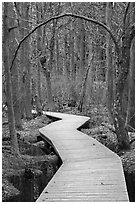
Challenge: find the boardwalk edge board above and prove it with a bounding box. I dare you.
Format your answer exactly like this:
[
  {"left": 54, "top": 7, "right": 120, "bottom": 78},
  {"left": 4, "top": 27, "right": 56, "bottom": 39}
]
[{"left": 37, "top": 111, "right": 129, "bottom": 202}]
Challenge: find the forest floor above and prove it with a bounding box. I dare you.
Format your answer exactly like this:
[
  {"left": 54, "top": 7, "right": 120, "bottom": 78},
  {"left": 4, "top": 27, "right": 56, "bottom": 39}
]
[
  {"left": 2, "top": 105, "right": 135, "bottom": 201},
  {"left": 2, "top": 114, "right": 61, "bottom": 202}
]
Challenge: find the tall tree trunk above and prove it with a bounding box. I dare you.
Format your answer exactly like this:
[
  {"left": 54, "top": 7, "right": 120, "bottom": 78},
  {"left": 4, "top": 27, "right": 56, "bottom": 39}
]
[
  {"left": 75, "top": 33, "right": 80, "bottom": 82},
  {"left": 36, "top": 4, "right": 42, "bottom": 111},
  {"left": 69, "top": 27, "right": 75, "bottom": 81},
  {"left": 44, "top": 68, "right": 54, "bottom": 110},
  {"left": 78, "top": 56, "right": 93, "bottom": 112},
  {"left": 40, "top": 56, "right": 54, "bottom": 110},
  {"left": 113, "top": 24, "right": 134, "bottom": 149},
  {"left": 106, "top": 2, "right": 114, "bottom": 123},
  {"left": 87, "top": 39, "right": 95, "bottom": 98},
  {"left": 20, "top": 2, "right": 32, "bottom": 119},
  {"left": 125, "top": 4, "right": 135, "bottom": 130},
  {"left": 23, "top": 3, "right": 32, "bottom": 119},
  {"left": 56, "top": 38, "right": 60, "bottom": 74},
  {"left": 3, "top": 2, "right": 20, "bottom": 156},
  {"left": 37, "top": 64, "right": 42, "bottom": 109},
  {"left": 48, "top": 19, "right": 57, "bottom": 72},
  {"left": 64, "top": 34, "right": 70, "bottom": 81},
  {"left": 126, "top": 38, "right": 135, "bottom": 129},
  {"left": 10, "top": 3, "right": 23, "bottom": 129},
  {"left": 79, "top": 19, "right": 85, "bottom": 80},
  {"left": 43, "top": 19, "right": 57, "bottom": 110},
  {"left": 11, "top": 60, "right": 23, "bottom": 129}
]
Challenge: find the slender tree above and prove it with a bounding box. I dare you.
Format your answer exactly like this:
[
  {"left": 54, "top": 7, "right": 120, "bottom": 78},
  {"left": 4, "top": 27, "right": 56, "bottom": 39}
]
[
  {"left": 3, "top": 2, "right": 20, "bottom": 156},
  {"left": 69, "top": 27, "right": 75, "bottom": 81},
  {"left": 10, "top": 3, "right": 23, "bottom": 129},
  {"left": 64, "top": 33, "right": 70, "bottom": 82},
  {"left": 22, "top": 2, "right": 33, "bottom": 119},
  {"left": 36, "top": 2, "right": 43, "bottom": 113},
  {"left": 78, "top": 55, "right": 94, "bottom": 112},
  {"left": 55, "top": 38, "right": 60, "bottom": 74},
  {"left": 79, "top": 19, "right": 86, "bottom": 80},
  {"left": 106, "top": 2, "right": 114, "bottom": 123}
]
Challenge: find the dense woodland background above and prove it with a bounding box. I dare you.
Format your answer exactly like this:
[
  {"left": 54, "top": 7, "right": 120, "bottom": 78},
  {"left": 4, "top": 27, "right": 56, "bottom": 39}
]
[
  {"left": 3, "top": 2, "right": 135, "bottom": 155},
  {"left": 2, "top": 2, "right": 135, "bottom": 202}
]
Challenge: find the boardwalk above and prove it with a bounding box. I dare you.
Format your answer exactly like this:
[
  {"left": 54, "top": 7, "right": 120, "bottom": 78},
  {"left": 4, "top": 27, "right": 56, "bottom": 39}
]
[{"left": 37, "top": 112, "right": 129, "bottom": 202}]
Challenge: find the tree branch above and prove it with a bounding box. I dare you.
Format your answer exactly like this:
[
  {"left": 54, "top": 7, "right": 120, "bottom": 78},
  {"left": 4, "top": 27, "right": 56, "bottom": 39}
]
[
  {"left": 123, "top": 2, "right": 130, "bottom": 28},
  {"left": 9, "top": 26, "right": 18, "bottom": 32},
  {"left": 10, "top": 13, "right": 119, "bottom": 71}
]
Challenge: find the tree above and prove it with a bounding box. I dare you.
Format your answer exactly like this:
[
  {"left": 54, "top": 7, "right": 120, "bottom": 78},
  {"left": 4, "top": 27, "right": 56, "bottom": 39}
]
[
  {"left": 55, "top": 38, "right": 60, "bottom": 74},
  {"left": 79, "top": 19, "right": 86, "bottom": 80},
  {"left": 21, "top": 2, "right": 32, "bottom": 119},
  {"left": 9, "top": 3, "right": 23, "bottom": 130},
  {"left": 64, "top": 33, "right": 70, "bottom": 82},
  {"left": 40, "top": 55, "right": 54, "bottom": 110},
  {"left": 123, "top": 3, "right": 135, "bottom": 131},
  {"left": 78, "top": 55, "right": 94, "bottom": 112},
  {"left": 3, "top": 2, "right": 20, "bottom": 156},
  {"left": 105, "top": 2, "right": 114, "bottom": 123},
  {"left": 14, "top": 2, "right": 33, "bottom": 119},
  {"left": 35, "top": 2, "right": 43, "bottom": 113},
  {"left": 112, "top": 3, "right": 135, "bottom": 149},
  {"left": 69, "top": 23, "right": 75, "bottom": 81}
]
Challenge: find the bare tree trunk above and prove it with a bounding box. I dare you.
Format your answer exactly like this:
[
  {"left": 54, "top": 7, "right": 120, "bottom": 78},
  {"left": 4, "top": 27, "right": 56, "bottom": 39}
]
[
  {"left": 44, "top": 69, "right": 54, "bottom": 110},
  {"left": 18, "top": 2, "right": 32, "bottom": 119},
  {"left": 37, "top": 64, "right": 42, "bottom": 106},
  {"left": 11, "top": 61, "right": 23, "bottom": 129},
  {"left": 40, "top": 56, "right": 54, "bottom": 110},
  {"left": 69, "top": 23, "right": 75, "bottom": 81},
  {"left": 24, "top": 68, "right": 32, "bottom": 119},
  {"left": 23, "top": 3, "right": 32, "bottom": 119},
  {"left": 78, "top": 56, "right": 93, "bottom": 112},
  {"left": 124, "top": 4, "right": 135, "bottom": 130},
  {"left": 79, "top": 19, "right": 85, "bottom": 80},
  {"left": 3, "top": 2, "right": 20, "bottom": 156},
  {"left": 113, "top": 24, "right": 134, "bottom": 149},
  {"left": 36, "top": 4, "right": 42, "bottom": 110},
  {"left": 64, "top": 34, "right": 70, "bottom": 81},
  {"left": 48, "top": 19, "right": 57, "bottom": 71},
  {"left": 43, "top": 19, "right": 57, "bottom": 110},
  {"left": 106, "top": 2, "right": 114, "bottom": 123},
  {"left": 75, "top": 34, "right": 80, "bottom": 82},
  {"left": 125, "top": 38, "right": 135, "bottom": 130},
  {"left": 56, "top": 38, "right": 60, "bottom": 74},
  {"left": 10, "top": 3, "right": 23, "bottom": 129},
  {"left": 87, "top": 40, "right": 94, "bottom": 98}
]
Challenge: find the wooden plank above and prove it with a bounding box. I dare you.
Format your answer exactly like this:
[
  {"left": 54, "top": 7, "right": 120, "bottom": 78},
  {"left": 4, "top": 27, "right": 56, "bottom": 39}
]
[{"left": 36, "top": 112, "right": 129, "bottom": 202}]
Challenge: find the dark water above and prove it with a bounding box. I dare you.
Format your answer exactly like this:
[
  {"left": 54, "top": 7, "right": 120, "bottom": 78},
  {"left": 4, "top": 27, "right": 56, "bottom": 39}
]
[
  {"left": 124, "top": 171, "right": 135, "bottom": 202},
  {"left": 7, "top": 171, "right": 50, "bottom": 202}
]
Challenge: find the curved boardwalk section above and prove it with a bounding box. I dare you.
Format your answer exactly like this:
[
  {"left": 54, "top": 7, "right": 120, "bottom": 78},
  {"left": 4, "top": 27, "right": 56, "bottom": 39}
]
[{"left": 37, "top": 112, "right": 129, "bottom": 202}]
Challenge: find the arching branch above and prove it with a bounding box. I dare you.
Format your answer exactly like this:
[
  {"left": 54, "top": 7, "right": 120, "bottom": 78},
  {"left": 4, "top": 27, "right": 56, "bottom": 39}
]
[{"left": 10, "top": 13, "right": 119, "bottom": 71}]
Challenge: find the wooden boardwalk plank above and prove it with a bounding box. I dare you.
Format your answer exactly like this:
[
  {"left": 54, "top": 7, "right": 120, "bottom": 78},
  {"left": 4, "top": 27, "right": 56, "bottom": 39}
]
[{"left": 36, "top": 112, "right": 129, "bottom": 202}]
